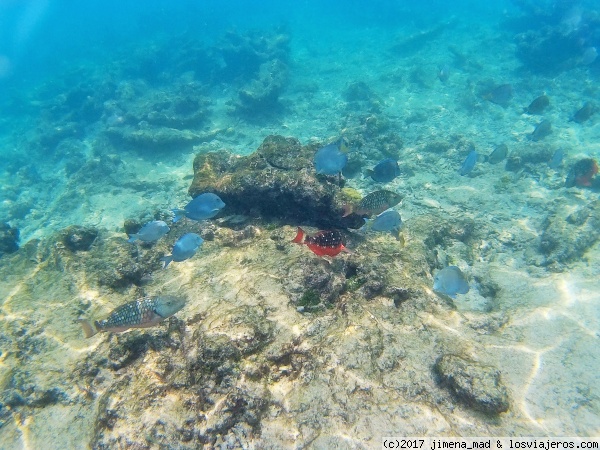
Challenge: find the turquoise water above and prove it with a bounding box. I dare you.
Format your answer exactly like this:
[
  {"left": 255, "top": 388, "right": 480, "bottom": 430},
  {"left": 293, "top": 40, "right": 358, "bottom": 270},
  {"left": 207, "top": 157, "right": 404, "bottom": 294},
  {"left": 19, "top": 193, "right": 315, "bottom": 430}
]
[{"left": 1, "top": 1, "right": 599, "bottom": 448}]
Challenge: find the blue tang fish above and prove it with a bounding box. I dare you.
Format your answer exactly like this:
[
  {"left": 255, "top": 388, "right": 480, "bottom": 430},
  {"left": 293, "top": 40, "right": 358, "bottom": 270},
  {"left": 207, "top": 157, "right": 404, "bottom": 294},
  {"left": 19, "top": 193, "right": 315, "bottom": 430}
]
[
  {"left": 459, "top": 150, "right": 478, "bottom": 176},
  {"left": 433, "top": 266, "right": 470, "bottom": 298},
  {"left": 360, "top": 209, "right": 402, "bottom": 239},
  {"left": 161, "top": 233, "right": 204, "bottom": 268},
  {"left": 366, "top": 158, "right": 401, "bottom": 182},
  {"left": 172, "top": 193, "right": 225, "bottom": 222},
  {"left": 548, "top": 148, "right": 564, "bottom": 169},
  {"left": 127, "top": 220, "right": 170, "bottom": 243},
  {"left": 314, "top": 138, "right": 348, "bottom": 175}
]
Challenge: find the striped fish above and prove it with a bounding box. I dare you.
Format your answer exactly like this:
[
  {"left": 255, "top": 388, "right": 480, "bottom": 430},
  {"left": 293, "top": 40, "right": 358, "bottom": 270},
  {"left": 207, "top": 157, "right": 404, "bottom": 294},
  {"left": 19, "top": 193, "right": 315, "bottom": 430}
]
[
  {"left": 343, "top": 190, "right": 403, "bottom": 217},
  {"left": 79, "top": 295, "right": 185, "bottom": 338}
]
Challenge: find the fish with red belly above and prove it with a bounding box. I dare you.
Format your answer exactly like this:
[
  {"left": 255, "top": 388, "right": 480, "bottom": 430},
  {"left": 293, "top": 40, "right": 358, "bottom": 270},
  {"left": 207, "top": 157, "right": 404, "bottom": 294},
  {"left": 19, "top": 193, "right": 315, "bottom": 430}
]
[{"left": 292, "top": 227, "right": 349, "bottom": 257}]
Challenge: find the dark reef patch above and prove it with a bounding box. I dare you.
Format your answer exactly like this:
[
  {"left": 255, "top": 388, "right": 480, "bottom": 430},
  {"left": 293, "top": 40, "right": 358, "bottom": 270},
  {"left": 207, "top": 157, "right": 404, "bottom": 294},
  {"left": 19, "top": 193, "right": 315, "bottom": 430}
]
[
  {"left": 188, "top": 135, "right": 364, "bottom": 229},
  {"left": 434, "top": 354, "right": 509, "bottom": 415}
]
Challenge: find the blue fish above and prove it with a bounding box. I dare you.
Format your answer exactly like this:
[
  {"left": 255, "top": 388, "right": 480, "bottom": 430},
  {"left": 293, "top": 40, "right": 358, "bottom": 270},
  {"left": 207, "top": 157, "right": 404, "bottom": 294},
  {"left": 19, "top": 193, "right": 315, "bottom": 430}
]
[
  {"left": 366, "top": 158, "right": 401, "bottom": 183},
  {"left": 314, "top": 139, "right": 348, "bottom": 175},
  {"left": 433, "top": 266, "right": 470, "bottom": 298},
  {"left": 548, "top": 149, "right": 564, "bottom": 169},
  {"left": 360, "top": 209, "right": 402, "bottom": 239},
  {"left": 161, "top": 233, "right": 204, "bottom": 268},
  {"left": 172, "top": 193, "right": 225, "bottom": 222},
  {"left": 127, "top": 220, "right": 170, "bottom": 243},
  {"left": 459, "top": 150, "right": 478, "bottom": 176}
]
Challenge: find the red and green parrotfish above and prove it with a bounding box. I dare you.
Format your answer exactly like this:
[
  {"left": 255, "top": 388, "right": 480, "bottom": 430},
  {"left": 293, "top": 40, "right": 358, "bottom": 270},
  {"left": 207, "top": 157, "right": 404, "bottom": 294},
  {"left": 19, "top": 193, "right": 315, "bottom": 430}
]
[
  {"left": 79, "top": 295, "right": 186, "bottom": 338},
  {"left": 292, "top": 227, "right": 349, "bottom": 257},
  {"left": 343, "top": 190, "right": 403, "bottom": 217}
]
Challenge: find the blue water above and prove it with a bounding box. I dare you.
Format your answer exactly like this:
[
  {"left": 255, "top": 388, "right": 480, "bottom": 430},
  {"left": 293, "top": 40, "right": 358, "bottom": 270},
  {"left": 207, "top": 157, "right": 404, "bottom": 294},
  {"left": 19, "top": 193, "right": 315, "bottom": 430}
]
[{"left": 0, "top": 1, "right": 513, "bottom": 90}]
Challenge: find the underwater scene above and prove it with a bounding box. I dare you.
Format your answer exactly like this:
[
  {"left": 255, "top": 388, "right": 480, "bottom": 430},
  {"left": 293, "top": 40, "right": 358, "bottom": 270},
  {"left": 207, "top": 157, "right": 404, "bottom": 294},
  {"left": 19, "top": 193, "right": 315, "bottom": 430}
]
[{"left": 1, "top": 0, "right": 599, "bottom": 448}]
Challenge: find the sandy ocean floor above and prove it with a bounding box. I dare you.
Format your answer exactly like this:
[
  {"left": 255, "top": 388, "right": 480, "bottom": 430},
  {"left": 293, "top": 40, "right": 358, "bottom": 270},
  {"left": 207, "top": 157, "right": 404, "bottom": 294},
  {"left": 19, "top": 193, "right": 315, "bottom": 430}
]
[{"left": 0, "top": 8, "right": 599, "bottom": 449}]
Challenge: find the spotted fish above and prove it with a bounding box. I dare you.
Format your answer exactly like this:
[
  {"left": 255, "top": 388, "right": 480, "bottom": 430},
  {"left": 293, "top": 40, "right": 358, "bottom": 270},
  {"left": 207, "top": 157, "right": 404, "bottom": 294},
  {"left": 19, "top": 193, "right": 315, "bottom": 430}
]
[
  {"left": 343, "top": 190, "right": 403, "bottom": 217},
  {"left": 79, "top": 295, "right": 186, "bottom": 338},
  {"left": 292, "top": 227, "right": 349, "bottom": 257}
]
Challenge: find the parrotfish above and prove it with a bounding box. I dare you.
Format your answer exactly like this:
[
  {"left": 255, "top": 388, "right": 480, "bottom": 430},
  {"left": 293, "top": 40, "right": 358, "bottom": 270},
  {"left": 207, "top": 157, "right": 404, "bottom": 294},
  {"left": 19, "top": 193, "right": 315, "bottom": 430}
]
[
  {"left": 79, "top": 295, "right": 186, "bottom": 338},
  {"left": 565, "top": 158, "right": 598, "bottom": 187},
  {"left": 530, "top": 119, "right": 552, "bottom": 141},
  {"left": 487, "top": 144, "right": 508, "bottom": 164},
  {"left": 172, "top": 193, "right": 225, "bottom": 222},
  {"left": 127, "top": 220, "right": 170, "bottom": 243},
  {"left": 161, "top": 233, "right": 204, "bottom": 268},
  {"left": 366, "top": 158, "right": 401, "bottom": 183},
  {"left": 292, "top": 227, "right": 349, "bottom": 257},
  {"left": 433, "top": 266, "right": 469, "bottom": 298},
  {"left": 459, "top": 150, "right": 478, "bottom": 176},
  {"left": 360, "top": 209, "right": 402, "bottom": 239},
  {"left": 343, "top": 189, "right": 403, "bottom": 217},
  {"left": 314, "top": 138, "right": 348, "bottom": 175},
  {"left": 524, "top": 95, "right": 549, "bottom": 114}
]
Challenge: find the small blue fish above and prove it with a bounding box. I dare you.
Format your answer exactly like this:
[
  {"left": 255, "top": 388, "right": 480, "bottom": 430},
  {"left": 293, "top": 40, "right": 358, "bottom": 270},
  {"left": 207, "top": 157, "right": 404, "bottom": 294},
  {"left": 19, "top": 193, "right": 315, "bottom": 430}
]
[
  {"left": 366, "top": 158, "right": 401, "bottom": 183},
  {"left": 548, "top": 149, "right": 564, "bottom": 169},
  {"left": 314, "top": 138, "right": 348, "bottom": 175},
  {"left": 459, "top": 150, "right": 478, "bottom": 176},
  {"left": 161, "top": 233, "right": 204, "bottom": 268},
  {"left": 433, "top": 266, "right": 470, "bottom": 298},
  {"left": 172, "top": 193, "right": 225, "bottom": 222},
  {"left": 360, "top": 209, "right": 402, "bottom": 239},
  {"left": 127, "top": 220, "right": 170, "bottom": 243}
]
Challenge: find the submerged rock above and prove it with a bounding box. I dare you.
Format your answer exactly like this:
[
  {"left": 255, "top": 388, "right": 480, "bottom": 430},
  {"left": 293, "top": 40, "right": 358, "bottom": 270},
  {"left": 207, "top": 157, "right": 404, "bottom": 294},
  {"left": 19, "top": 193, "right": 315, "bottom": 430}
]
[
  {"left": 434, "top": 354, "right": 509, "bottom": 415},
  {"left": 188, "top": 135, "right": 364, "bottom": 229},
  {"left": 60, "top": 225, "right": 98, "bottom": 252},
  {"left": 535, "top": 200, "right": 600, "bottom": 269},
  {"left": 236, "top": 59, "right": 288, "bottom": 117},
  {"left": 0, "top": 223, "right": 19, "bottom": 255}
]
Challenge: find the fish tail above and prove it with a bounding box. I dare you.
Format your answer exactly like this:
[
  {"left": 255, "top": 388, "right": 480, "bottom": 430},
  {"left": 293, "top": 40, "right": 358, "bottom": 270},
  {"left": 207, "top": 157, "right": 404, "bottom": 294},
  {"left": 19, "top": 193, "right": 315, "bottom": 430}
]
[
  {"left": 171, "top": 209, "right": 183, "bottom": 223},
  {"left": 160, "top": 255, "right": 173, "bottom": 269},
  {"left": 292, "top": 227, "right": 305, "bottom": 244},
  {"left": 342, "top": 204, "right": 353, "bottom": 217},
  {"left": 79, "top": 319, "right": 98, "bottom": 338}
]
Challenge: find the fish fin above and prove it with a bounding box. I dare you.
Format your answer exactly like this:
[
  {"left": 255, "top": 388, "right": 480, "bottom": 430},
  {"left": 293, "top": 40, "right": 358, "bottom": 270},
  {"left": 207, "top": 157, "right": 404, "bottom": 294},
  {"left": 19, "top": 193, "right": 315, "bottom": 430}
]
[
  {"left": 171, "top": 209, "right": 184, "bottom": 223},
  {"left": 292, "top": 227, "right": 305, "bottom": 243},
  {"left": 358, "top": 218, "right": 369, "bottom": 234},
  {"left": 337, "top": 137, "right": 349, "bottom": 153},
  {"left": 342, "top": 204, "right": 353, "bottom": 217},
  {"left": 79, "top": 319, "right": 98, "bottom": 338},
  {"left": 160, "top": 255, "right": 173, "bottom": 269},
  {"left": 127, "top": 234, "right": 138, "bottom": 243},
  {"left": 341, "top": 246, "right": 352, "bottom": 254}
]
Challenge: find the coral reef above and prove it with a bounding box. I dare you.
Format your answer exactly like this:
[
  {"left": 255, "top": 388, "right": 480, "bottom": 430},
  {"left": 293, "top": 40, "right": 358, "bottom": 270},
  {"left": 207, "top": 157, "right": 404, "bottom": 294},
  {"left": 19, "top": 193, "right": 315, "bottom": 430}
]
[
  {"left": 0, "top": 223, "right": 19, "bottom": 256},
  {"left": 188, "top": 135, "right": 365, "bottom": 229},
  {"left": 236, "top": 59, "right": 288, "bottom": 117}
]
